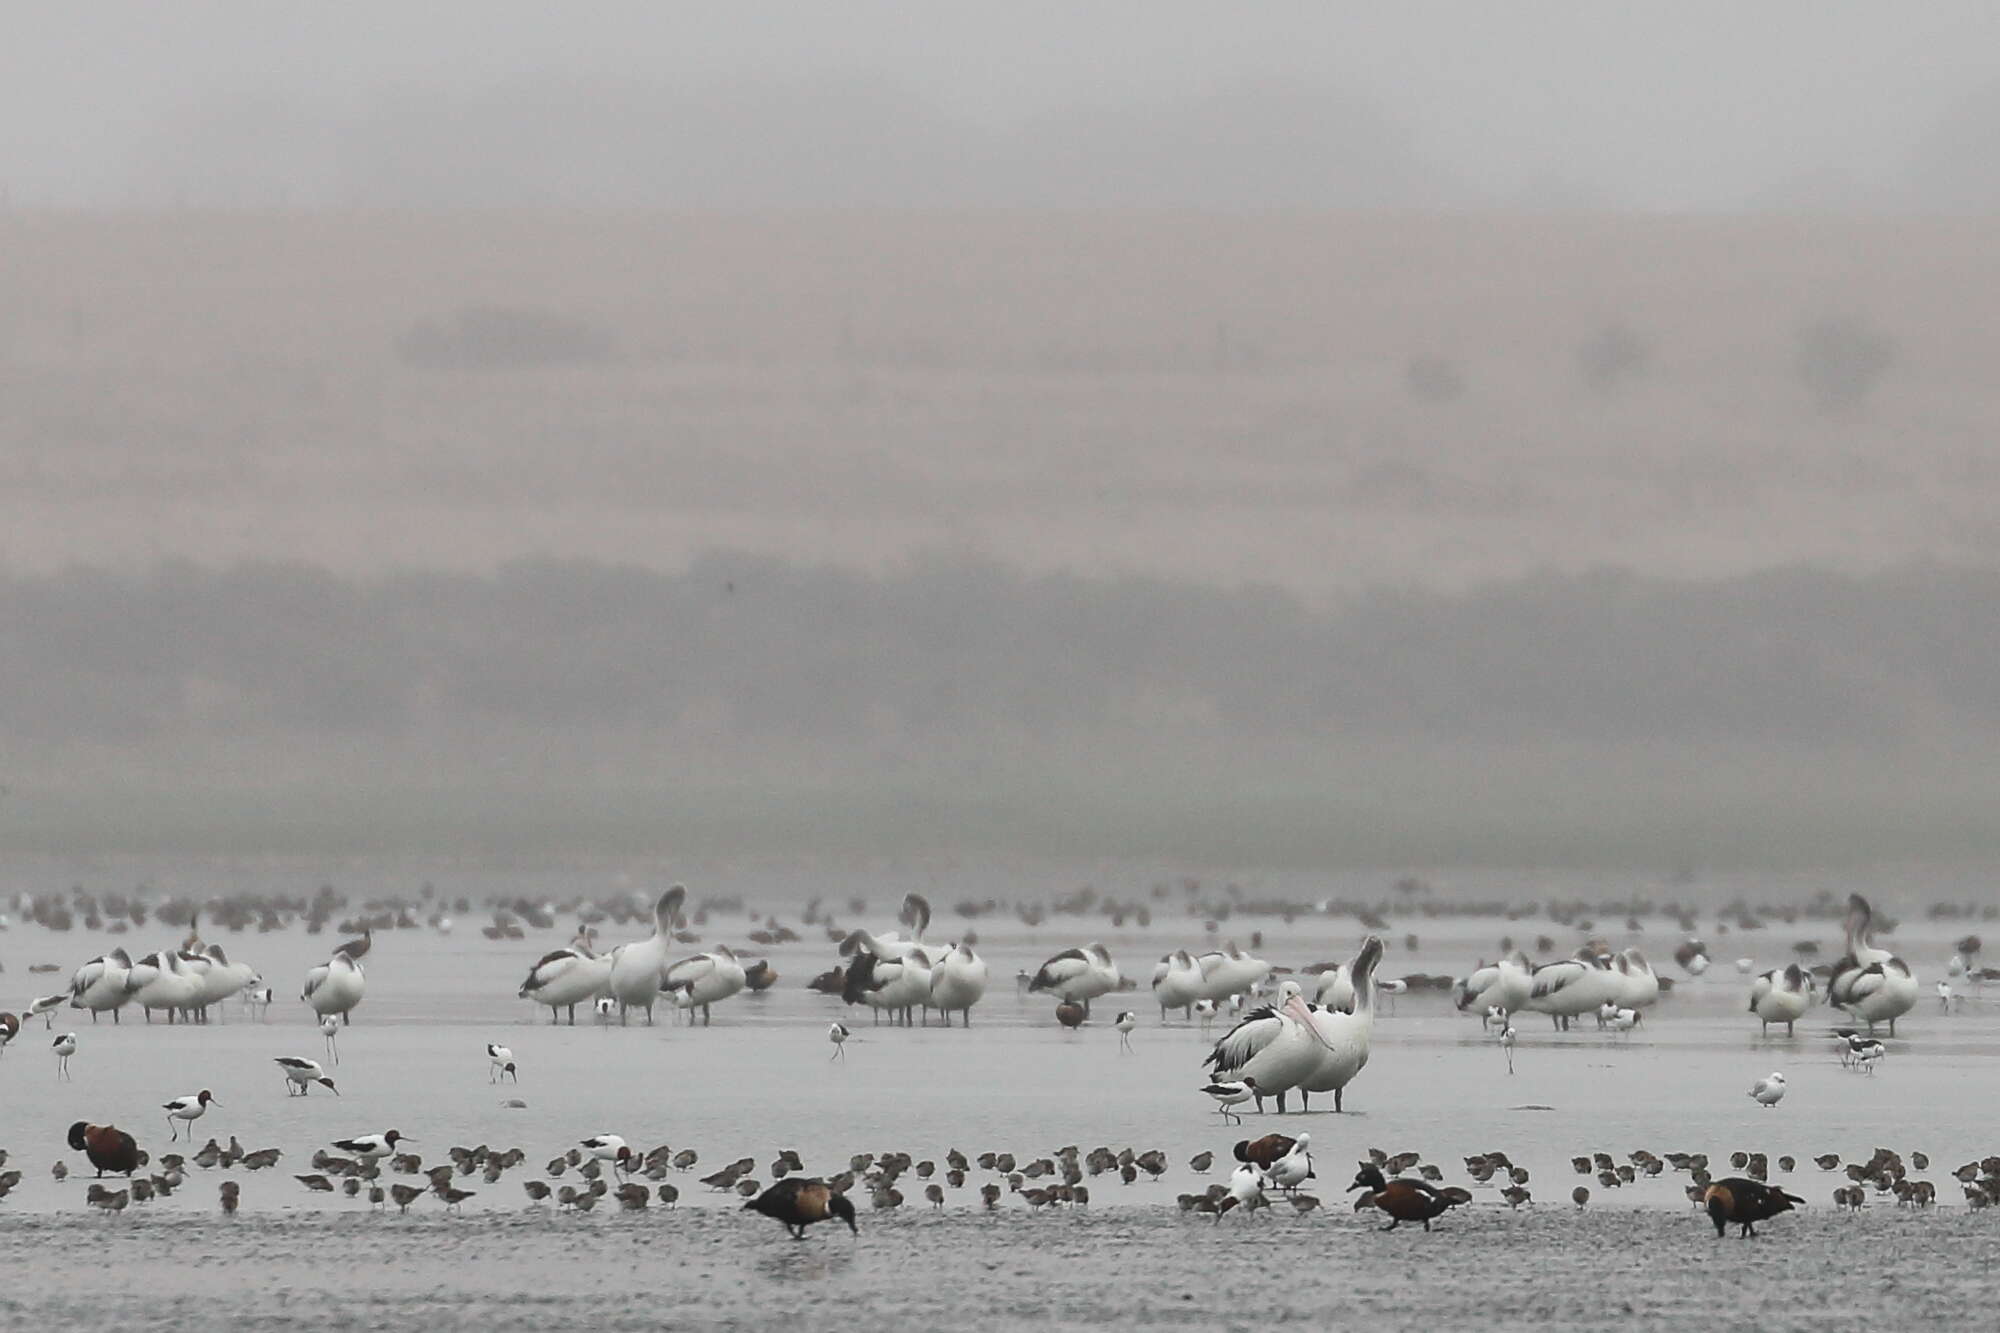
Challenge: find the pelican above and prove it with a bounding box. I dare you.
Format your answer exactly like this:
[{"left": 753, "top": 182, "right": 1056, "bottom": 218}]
[
  {"left": 926, "top": 942, "right": 989, "bottom": 1026},
  {"left": 1296, "top": 936, "right": 1382, "bottom": 1112},
  {"left": 663, "top": 944, "right": 747, "bottom": 1026},
  {"left": 1309, "top": 961, "right": 1355, "bottom": 1011},
  {"left": 1749, "top": 963, "right": 1814, "bottom": 1037},
  {"left": 1027, "top": 943, "right": 1121, "bottom": 1018},
  {"left": 68, "top": 946, "right": 134, "bottom": 1022},
  {"left": 1150, "top": 950, "right": 1204, "bottom": 1020},
  {"left": 1452, "top": 953, "right": 1533, "bottom": 1016},
  {"left": 517, "top": 927, "right": 614, "bottom": 1025},
  {"left": 1193, "top": 941, "right": 1273, "bottom": 1005},
  {"left": 303, "top": 931, "right": 370, "bottom": 1027},
  {"left": 124, "top": 950, "right": 204, "bottom": 1023},
  {"left": 840, "top": 934, "right": 932, "bottom": 1025},
  {"left": 605, "top": 886, "right": 684, "bottom": 1025},
  {"left": 1610, "top": 948, "right": 1660, "bottom": 1011},
  {"left": 1523, "top": 949, "right": 1623, "bottom": 1031},
  {"left": 1828, "top": 894, "right": 1918, "bottom": 1036},
  {"left": 191, "top": 944, "right": 261, "bottom": 1021},
  {"left": 1202, "top": 984, "right": 1336, "bottom": 1113}
]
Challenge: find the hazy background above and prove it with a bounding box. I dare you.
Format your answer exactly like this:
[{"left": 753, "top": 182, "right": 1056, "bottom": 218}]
[{"left": 4, "top": 3, "right": 2000, "bottom": 870}]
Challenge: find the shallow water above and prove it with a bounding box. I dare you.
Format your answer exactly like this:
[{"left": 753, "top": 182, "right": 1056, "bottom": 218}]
[{"left": 2, "top": 897, "right": 1996, "bottom": 1329}]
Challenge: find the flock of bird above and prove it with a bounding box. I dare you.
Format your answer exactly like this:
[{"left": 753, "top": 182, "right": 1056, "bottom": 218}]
[{"left": 0, "top": 883, "right": 1988, "bottom": 1240}]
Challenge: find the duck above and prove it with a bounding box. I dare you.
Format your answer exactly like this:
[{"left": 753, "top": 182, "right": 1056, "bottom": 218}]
[
  {"left": 744, "top": 1177, "right": 857, "bottom": 1239},
  {"left": 1828, "top": 894, "right": 1919, "bottom": 1036},
  {"left": 163, "top": 1090, "right": 217, "bottom": 1141},
  {"left": 1703, "top": 1177, "right": 1804, "bottom": 1237},
  {"left": 926, "top": 942, "right": 990, "bottom": 1027},
  {"left": 840, "top": 934, "right": 934, "bottom": 1026},
  {"left": 69, "top": 1121, "right": 140, "bottom": 1177},
  {"left": 275, "top": 1057, "right": 338, "bottom": 1096},
  {"left": 67, "top": 949, "right": 136, "bottom": 1023},
  {"left": 1452, "top": 953, "right": 1533, "bottom": 1016},
  {"left": 1028, "top": 943, "right": 1121, "bottom": 1018},
  {"left": 1150, "top": 949, "right": 1204, "bottom": 1019},
  {"left": 302, "top": 931, "right": 370, "bottom": 1027},
  {"left": 1296, "top": 936, "right": 1382, "bottom": 1112},
  {"left": 516, "top": 927, "right": 614, "bottom": 1025},
  {"left": 663, "top": 944, "right": 748, "bottom": 1026},
  {"left": 1348, "top": 1163, "right": 1471, "bottom": 1231},
  {"left": 1749, "top": 963, "right": 1814, "bottom": 1036},
  {"left": 605, "top": 887, "right": 684, "bottom": 1025}
]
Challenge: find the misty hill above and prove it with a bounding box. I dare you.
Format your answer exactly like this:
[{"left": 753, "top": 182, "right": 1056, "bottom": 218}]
[{"left": 9, "top": 555, "right": 2000, "bottom": 867}]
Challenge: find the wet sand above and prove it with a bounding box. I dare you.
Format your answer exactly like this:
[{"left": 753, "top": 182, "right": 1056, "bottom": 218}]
[{"left": 2, "top": 1207, "right": 1994, "bottom": 1332}]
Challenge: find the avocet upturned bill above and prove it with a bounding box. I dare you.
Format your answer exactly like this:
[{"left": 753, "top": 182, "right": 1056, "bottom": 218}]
[
  {"left": 275, "top": 1057, "right": 338, "bottom": 1096},
  {"left": 163, "top": 1089, "right": 217, "bottom": 1140}
]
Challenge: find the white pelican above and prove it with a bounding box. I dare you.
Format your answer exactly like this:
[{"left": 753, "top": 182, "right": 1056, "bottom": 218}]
[
  {"left": 1027, "top": 943, "right": 1121, "bottom": 1017},
  {"left": 486, "top": 1043, "right": 517, "bottom": 1082},
  {"left": 840, "top": 933, "right": 933, "bottom": 1025},
  {"left": 275, "top": 1056, "right": 337, "bottom": 1096},
  {"left": 1203, "top": 1076, "right": 1258, "bottom": 1124},
  {"left": 1151, "top": 950, "right": 1204, "bottom": 1020},
  {"left": 926, "top": 942, "right": 989, "bottom": 1026},
  {"left": 1202, "top": 985, "right": 1335, "bottom": 1114},
  {"left": 1309, "top": 961, "right": 1355, "bottom": 1011},
  {"left": 1828, "top": 894, "right": 1919, "bottom": 1035},
  {"left": 1524, "top": 950, "right": 1623, "bottom": 1031},
  {"left": 1297, "top": 936, "right": 1383, "bottom": 1112},
  {"left": 663, "top": 944, "right": 747, "bottom": 1026},
  {"left": 517, "top": 928, "right": 614, "bottom": 1025},
  {"left": 1452, "top": 953, "right": 1533, "bottom": 1016},
  {"left": 1749, "top": 1072, "right": 1787, "bottom": 1107},
  {"left": 191, "top": 944, "right": 261, "bottom": 1021},
  {"left": 303, "top": 931, "right": 370, "bottom": 1027},
  {"left": 1611, "top": 948, "right": 1660, "bottom": 1011},
  {"left": 162, "top": 1089, "right": 217, "bottom": 1141},
  {"left": 605, "top": 886, "right": 684, "bottom": 1025},
  {"left": 1193, "top": 941, "right": 1273, "bottom": 1004},
  {"left": 53, "top": 1031, "right": 76, "bottom": 1079},
  {"left": 125, "top": 951, "right": 204, "bottom": 1023},
  {"left": 828, "top": 1021, "right": 849, "bottom": 1060},
  {"left": 331, "top": 1129, "right": 412, "bottom": 1162},
  {"left": 1748, "top": 963, "right": 1814, "bottom": 1036}
]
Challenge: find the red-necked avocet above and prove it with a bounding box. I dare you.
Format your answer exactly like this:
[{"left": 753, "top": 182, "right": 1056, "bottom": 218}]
[
  {"left": 163, "top": 1089, "right": 217, "bottom": 1141},
  {"left": 1204, "top": 1076, "right": 1257, "bottom": 1123},
  {"left": 828, "top": 1021, "right": 850, "bottom": 1059},
  {"left": 516, "top": 927, "right": 614, "bottom": 1025},
  {"left": 1215, "top": 1163, "right": 1269, "bottom": 1217},
  {"left": 606, "top": 886, "right": 684, "bottom": 1025},
  {"left": 319, "top": 1014, "right": 341, "bottom": 1063},
  {"left": 29, "top": 993, "right": 68, "bottom": 1029},
  {"left": 1749, "top": 964, "right": 1814, "bottom": 1036},
  {"left": 331, "top": 1129, "right": 412, "bottom": 1162},
  {"left": 1027, "top": 943, "right": 1121, "bottom": 1019},
  {"left": 1115, "top": 1010, "right": 1137, "bottom": 1052},
  {"left": 580, "top": 1134, "right": 634, "bottom": 1174},
  {"left": 1828, "top": 894, "right": 1919, "bottom": 1036},
  {"left": 663, "top": 944, "right": 747, "bottom": 1026},
  {"left": 1297, "top": 936, "right": 1382, "bottom": 1111},
  {"left": 303, "top": 931, "right": 370, "bottom": 1028},
  {"left": 486, "top": 1043, "right": 517, "bottom": 1082},
  {"left": 926, "top": 942, "right": 989, "bottom": 1026},
  {"left": 53, "top": 1031, "right": 77, "bottom": 1079},
  {"left": 275, "top": 1057, "right": 337, "bottom": 1096}
]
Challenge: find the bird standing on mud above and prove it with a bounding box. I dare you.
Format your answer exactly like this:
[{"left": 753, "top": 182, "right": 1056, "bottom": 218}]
[{"left": 744, "top": 1178, "right": 857, "bottom": 1239}]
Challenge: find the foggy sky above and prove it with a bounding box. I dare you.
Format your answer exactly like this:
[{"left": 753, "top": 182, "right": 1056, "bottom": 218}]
[{"left": 5, "top": 2, "right": 2000, "bottom": 211}]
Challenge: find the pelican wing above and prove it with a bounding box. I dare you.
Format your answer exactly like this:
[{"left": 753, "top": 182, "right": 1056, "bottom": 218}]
[
  {"left": 1748, "top": 972, "right": 1774, "bottom": 1012},
  {"left": 302, "top": 962, "right": 330, "bottom": 1000},
  {"left": 1029, "top": 949, "right": 1088, "bottom": 991},
  {"left": 664, "top": 954, "right": 718, "bottom": 988},
  {"left": 1530, "top": 960, "right": 1583, "bottom": 999},
  {"left": 519, "top": 947, "right": 580, "bottom": 994},
  {"left": 1843, "top": 965, "right": 1887, "bottom": 1002},
  {"left": 1203, "top": 1007, "right": 1282, "bottom": 1073}
]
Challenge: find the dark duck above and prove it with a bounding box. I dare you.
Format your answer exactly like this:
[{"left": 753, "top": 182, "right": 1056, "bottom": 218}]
[
  {"left": 1348, "top": 1163, "right": 1470, "bottom": 1231},
  {"left": 1703, "top": 1177, "right": 1804, "bottom": 1238},
  {"left": 744, "top": 1177, "right": 858, "bottom": 1239}
]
